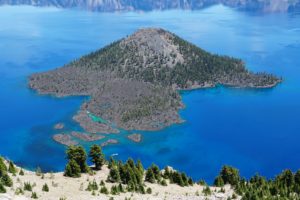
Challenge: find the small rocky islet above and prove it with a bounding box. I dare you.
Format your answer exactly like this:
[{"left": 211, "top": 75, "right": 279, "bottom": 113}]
[
  {"left": 53, "top": 123, "right": 64, "bottom": 130},
  {"left": 70, "top": 131, "right": 105, "bottom": 142},
  {"left": 127, "top": 133, "right": 142, "bottom": 143},
  {"left": 29, "top": 28, "right": 281, "bottom": 137},
  {"left": 53, "top": 131, "right": 106, "bottom": 146},
  {"left": 101, "top": 139, "right": 119, "bottom": 147},
  {"left": 52, "top": 134, "right": 78, "bottom": 146}
]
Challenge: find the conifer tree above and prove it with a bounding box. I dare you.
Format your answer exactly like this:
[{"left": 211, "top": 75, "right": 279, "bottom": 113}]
[
  {"left": 66, "top": 146, "right": 89, "bottom": 173},
  {"left": 107, "top": 166, "right": 120, "bottom": 183},
  {"left": 8, "top": 161, "right": 17, "bottom": 174},
  {"left": 145, "top": 168, "right": 155, "bottom": 183},
  {"left": 64, "top": 159, "right": 81, "bottom": 178},
  {"left": 89, "top": 145, "right": 105, "bottom": 170}
]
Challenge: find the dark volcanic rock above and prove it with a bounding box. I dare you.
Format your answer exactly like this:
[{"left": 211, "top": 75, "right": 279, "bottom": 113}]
[
  {"left": 53, "top": 134, "right": 78, "bottom": 146},
  {"left": 73, "top": 109, "right": 120, "bottom": 134},
  {"left": 71, "top": 131, "right": 105, "bottom": 142}
]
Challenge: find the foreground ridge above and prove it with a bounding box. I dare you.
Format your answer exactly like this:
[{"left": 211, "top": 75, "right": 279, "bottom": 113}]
[
  {"left": 1, "top": 145, "right": 300, "bottom": 200},
  {"left": 29, "top": 28, "right": 281, "bottom": 135}
]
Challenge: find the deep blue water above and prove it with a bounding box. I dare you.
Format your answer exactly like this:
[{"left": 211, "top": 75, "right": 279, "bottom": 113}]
[{"left": 0, "top": 5, "right": 300, "bottom": 183}]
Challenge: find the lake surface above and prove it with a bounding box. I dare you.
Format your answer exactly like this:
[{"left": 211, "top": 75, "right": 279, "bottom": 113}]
[{"left": 0, "top": 5, "right": 299, "bottom": 183}]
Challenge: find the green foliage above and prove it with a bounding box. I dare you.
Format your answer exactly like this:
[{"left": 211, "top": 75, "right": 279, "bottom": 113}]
[
  {"left": 111, "top": 185, "right": 120, "bottom": 195},
  {"left": 100, "top": 186, "right": 109, "bottom": 194},
  {"left": 170, "top": 171, "right": 184, "bottom": 186},
  {"left": 214, "top": 175, "right": 225, "bottom": 187},
  {"left": 24, "top": 182, "right": 32, "bottom": 191},
  {"left": 203, "top": 186, "right": 211, "bottom": 196},
  {"left": 8, "top": 161, "right": 17, "bottom": 174},
  {"left": 64, "top": 159, "right": 81, "bottom": 178},
  {"left": 15, "top": 187, "right": 24, "bottom": 195},
  {"left": 136, "top": 160, "right": 144, "bottom": 175},
  {"left": 107, "top": 166, "right": 121, "bottom": 183},
  {"left": 145, "top": 164, "right": 161, "bottom": 184},
  {"left": 89, "top": 145, "right": 105, "bottom": 170},
  {"left": 146, "top": 187, "right": 152, "bottom": 194},
  {"left": 213, "top": 166, "right": 300, "bottom": 200},
  {"left": 0, "top": 157, "right": 7, "bottom": 177},
  {"left": 0, "top": 182, "right": 6, "bottom": 193},
  {"left": 145, "top": 168, "right": 156, "bottom": 183},
  {"left": 19, "top": 169, "right": 24, "bottom": 176},
  {"left": 118, "top": 183, "right": 124, "bottom": 193},
  {"left": 65, "top": 29, "right": 279, "bottom": 90},
  {"left": 86, "top": 179, "right": 98, "bottom": 191},
  {"left": 108, "top": 157, "right": 116, "bottom": 169},
  {"left": 163, "top": 166, "right": 170, "bottom": 179},
  {"left": 197, "top": 179, "right": 207, "bottom": 186},
  {"left": 100, "top": 180, "right": 105, "bottom": 186},
  {"left": 1, "top": 173, "right": 13, "bottom": 187},
  {"left": 161, "top": 179, "right": 167, "bottom": 186},
  {"left": 215, "top": 166, "right": 240, "bottom": 186},
  {"left": 66, "top": 146, "right": 89, "bottom": 173},
  {"left": 31, "top": 192, "right": 38, "bottom": 199},
  {"left": 42, "top": 183, "right": 49, "bottom": 192}
]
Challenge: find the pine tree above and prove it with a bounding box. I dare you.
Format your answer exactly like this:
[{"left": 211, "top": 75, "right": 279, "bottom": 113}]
[
  {"left": 66, "top": 146, "right": 89, "bottom": 173},
  {"left": 42, "top": 183, "right": 49, "bottom": 192},
  {"left": 145, "top": 168, "right": 155, "bottom": 183},
  {"left": 107, "top": 166, "right": 120, "bottom": 183},
  {"left": 0, "top": 182, "right": 6, "bottom": 193},
  {"left": 89, "top": 145, "right": 105, "bottom": 170},
  {"left": 150, "top": 164, "right": 160, "bottom": 180},
  {"left": 64, "top": 159, "right": 81, "bottom": 178},
  {"left": 214, "top": 176, "right": 225, "bottom": 187},
  {"left": 0, "top": 157, "right": 7, "bottom": 177},
  {"left": 136, "top": 160, "right": 144, "bottom": 175},
  {"left": 19, "top": 169, "right": 24, "bottom": 176},
  {"left": 8, "top": 161, "right": 17, "bottom": 174},
  {"left": 219, "top": 166, "right": 240, "bottom": 186},
  {"left": 31, "top": 192, "right": 38, "bottom": 199},
  {"left": 1, "top": 173, "right": 13, "bottom": 187}
]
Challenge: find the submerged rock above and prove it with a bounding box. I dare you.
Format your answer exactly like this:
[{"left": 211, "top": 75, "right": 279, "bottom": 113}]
[
  {"left": 53, "top": 134, "right": 78, "bottom": 146},
  {"left": 54, "top": 123, "right": 64, "bottom": 130},
  {"left": 127, "top": 133, "right": 142, "bottom": 143},
  {"left": 101, "top": 139, "right": 118, "bottom": 147},
  {"left": 71, "top": 131, "right": 105, "bottom": 142}
]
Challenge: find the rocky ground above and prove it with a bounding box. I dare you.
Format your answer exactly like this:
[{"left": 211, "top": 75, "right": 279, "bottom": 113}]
[{"left": 0, "top": 162, "right": 239, "bottom": 200}]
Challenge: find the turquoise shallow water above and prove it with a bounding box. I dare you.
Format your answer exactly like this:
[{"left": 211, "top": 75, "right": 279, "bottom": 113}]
[{"left": 0, "top": 5, "right": 300, "bottom": 182}]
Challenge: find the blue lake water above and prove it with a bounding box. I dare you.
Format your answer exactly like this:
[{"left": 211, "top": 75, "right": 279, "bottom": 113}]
[{"left": 0, "top": 5, "right": 300, "bottom": 183}]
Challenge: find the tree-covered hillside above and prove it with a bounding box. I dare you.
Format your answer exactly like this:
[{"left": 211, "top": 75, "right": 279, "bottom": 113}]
[{"left": 64, "top": 28, "right": 280, "bottom": 89}]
